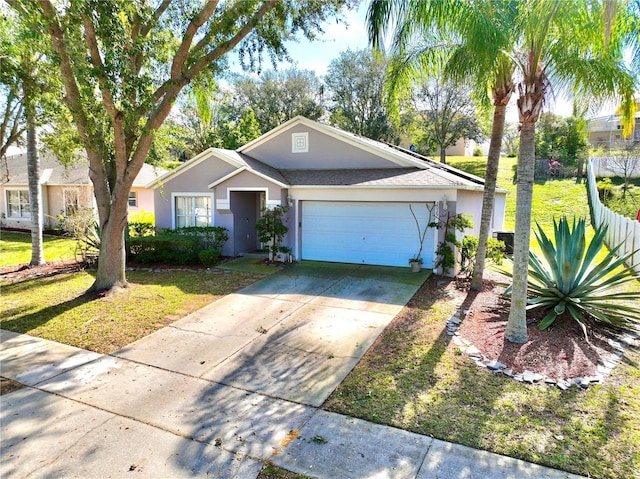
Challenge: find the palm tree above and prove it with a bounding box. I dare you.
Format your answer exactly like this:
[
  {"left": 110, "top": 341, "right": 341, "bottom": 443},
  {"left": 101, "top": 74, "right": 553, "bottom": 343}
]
[
  {"left": 367, "top": 0, "right": 517, "bottom": 291},
  {"left": 368, "top": 0, "right": 636, "bottom": 344},
  {"left": 505, "top": 0, "right": 636, "bottom": 343}
]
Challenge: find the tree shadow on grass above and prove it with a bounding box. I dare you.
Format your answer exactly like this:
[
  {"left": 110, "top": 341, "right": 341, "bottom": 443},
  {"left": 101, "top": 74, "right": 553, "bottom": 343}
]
[{"left": 1, "top": 291, "right": 98, "bottom": 334}]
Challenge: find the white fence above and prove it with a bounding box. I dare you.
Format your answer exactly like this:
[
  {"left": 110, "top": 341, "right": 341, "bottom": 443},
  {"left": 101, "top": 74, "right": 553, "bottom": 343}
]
[
  {"left": 587, "top": 159, "right": 640, "bottom": 274},
  {"left": 590, "top": 156, "right": 640, "bottom": 178}
]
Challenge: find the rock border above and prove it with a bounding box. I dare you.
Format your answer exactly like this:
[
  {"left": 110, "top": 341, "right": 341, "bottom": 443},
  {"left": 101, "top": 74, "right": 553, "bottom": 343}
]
[{"left": 445, "top": 308, "right": 634, "bottom": 390}]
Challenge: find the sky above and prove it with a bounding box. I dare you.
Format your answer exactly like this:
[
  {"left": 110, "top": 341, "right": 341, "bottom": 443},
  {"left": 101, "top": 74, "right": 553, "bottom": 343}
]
[{"left": 241, "top": 2, "right": 621, "bottom": 122}]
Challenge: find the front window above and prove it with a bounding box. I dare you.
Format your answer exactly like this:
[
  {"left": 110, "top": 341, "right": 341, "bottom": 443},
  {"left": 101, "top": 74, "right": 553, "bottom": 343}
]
[
  {"left": 63, "top": 189, "right": 80, "bottom": 215},
  {"left": 6, "top": 190, "right": 30, "bottom": 218},
  {"left": 128, "top": 191, "right": 138, "bottom": 208},
  {"left": 175, "top": 195, "right": 211, "bottom": 227}
]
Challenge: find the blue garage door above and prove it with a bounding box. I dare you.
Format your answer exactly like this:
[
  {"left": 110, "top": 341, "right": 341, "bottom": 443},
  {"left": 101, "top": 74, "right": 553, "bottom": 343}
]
[{"left": 301, "top": 201, "right": 436, "bottom": 268}]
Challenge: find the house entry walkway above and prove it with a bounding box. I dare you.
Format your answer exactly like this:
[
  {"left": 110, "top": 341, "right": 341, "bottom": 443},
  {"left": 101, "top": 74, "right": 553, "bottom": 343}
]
[{"left": 1, "top": 263, "right": 583, "bottom": 478}]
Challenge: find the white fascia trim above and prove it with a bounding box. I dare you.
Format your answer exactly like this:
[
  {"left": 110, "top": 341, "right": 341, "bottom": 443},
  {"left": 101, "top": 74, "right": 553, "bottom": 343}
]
[
  {"left": 208, "top": 167, "right": 247, "bottom": 189},
  {"left": 146, "top": 148, "right": 217, "bottom": 189},
  {"left": 170, "top": 192, "right": 214, "bottom": 230},
  {"left": 207, "top": 166, "right": 289, "bottom": 189},
  {"left": 239, "top": 116, "right": 427, "bottom": 169}
]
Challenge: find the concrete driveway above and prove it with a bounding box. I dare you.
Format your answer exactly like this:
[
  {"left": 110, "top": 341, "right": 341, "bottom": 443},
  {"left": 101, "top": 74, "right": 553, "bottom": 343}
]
[
  {"left": 114, "top": 261, "right": 428, "bottom": 406},
  {"left": 1, "top": 262, "right": 584, "bottom": 478}
]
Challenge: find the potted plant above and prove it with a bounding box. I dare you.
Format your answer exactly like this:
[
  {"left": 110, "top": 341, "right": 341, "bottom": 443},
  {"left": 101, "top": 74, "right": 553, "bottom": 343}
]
[
  {"left": 409, "top": 256, "right": 423, "bottom": 272},
  {"left": 408, "top": 203, "right": 437, "bottom": 273}
]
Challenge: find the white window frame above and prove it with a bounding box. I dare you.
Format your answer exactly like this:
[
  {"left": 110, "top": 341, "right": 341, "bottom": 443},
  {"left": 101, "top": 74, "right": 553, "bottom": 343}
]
[
  {"left": 291, "top": 132, "right": 309, "bottom": 153},
  {"left": 171, "top": 192, "right": 214, "bottom": 229},
  {"left": 128, "top": 191, "right": 138, "bottom": 208},
  {"left": 5, "top": 188, "right": 30, "bottom": 219},
  {"left": 63, "top": 188, "right": 81, "bottom": 216}
]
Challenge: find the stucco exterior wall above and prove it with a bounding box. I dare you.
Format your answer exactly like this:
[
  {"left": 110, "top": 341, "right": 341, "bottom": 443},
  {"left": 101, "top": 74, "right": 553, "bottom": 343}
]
[
  {"left": 153, "top": 157, "right": 236, "bottom": 229},
  {"left": 1, "top": 184, "right": 93, "bottom": 230},
  {"left": 128, "top": 187, "right": 155, "bottom": 218},
  {"left": 455, "top": 189, "right": 507, "bottom": 237},
  {"left": 244, "top": 123, "right": 397, "bottom": 170}
]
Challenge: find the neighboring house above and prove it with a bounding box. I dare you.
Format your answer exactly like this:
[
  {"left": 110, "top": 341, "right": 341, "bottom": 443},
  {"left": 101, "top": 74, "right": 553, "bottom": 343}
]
[
  {"left": 587, "top": 100, "right": 640, "bottom": 150},
  {"left": 149, "top": 116, "right": 508, "bottom": 270},
  {"left": 0, "top": 152, "right": 167, "bottom": 230}
]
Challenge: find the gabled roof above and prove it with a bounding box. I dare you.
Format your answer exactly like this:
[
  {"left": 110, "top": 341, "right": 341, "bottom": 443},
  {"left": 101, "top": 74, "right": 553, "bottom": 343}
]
[
  {"left": 147, "top": 116, "right": 507, "bottom": 193},
  {"left": 146, "top": 147, "right": 289, "bottom": 188},
  {"left": 1, "top": 152, "right": 167, "bottom": 187},
  {"left": 240, "top": 116, "right": 430, "bottom": 169}
]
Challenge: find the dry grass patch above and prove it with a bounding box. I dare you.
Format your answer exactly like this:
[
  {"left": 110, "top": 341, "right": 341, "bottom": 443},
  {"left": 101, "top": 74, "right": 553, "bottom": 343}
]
[{"left": 1, "top": 269, "right": 264, "bottom": 354}]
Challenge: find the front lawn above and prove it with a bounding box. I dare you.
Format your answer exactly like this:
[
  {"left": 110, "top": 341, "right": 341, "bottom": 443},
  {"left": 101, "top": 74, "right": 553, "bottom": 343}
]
[
  {"left": 0, "top": 230, "right": 77, "bottom": 266},
  {"left": 0, "top": 269, "right": 264, "bottom": 354},
  {"left": 324, "top": 276, "right": 640, "bottom": 479}
]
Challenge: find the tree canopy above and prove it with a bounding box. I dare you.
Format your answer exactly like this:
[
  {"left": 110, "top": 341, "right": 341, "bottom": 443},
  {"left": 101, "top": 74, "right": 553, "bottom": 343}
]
[{"left": 8, "top": 0, "right": 355, "bottom": 291}]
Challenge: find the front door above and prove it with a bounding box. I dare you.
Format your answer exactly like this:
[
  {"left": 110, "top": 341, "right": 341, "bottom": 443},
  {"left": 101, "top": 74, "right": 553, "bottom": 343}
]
[{"left": 230, "top": 191, "right": 261, "bottom": 255}]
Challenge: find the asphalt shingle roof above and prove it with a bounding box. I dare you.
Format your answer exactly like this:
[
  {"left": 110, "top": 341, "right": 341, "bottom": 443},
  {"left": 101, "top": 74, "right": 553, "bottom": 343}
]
[
  {"left": 282, "top": 167, "right": 476, "bottom": 187},
  {"left": 1, "top": 153, "right": 166, "bottom": 186}
]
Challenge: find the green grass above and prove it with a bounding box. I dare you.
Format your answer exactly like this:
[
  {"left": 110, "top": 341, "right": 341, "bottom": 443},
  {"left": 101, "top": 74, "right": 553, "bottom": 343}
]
[
  {"left": 0, "top": 231, "right": 77, "bottom": 266},
  {"left": 325, "top": 276, "right": 640, "bottom": 479},
  {"left": 0, "top": 269, "right": 264, "bottom": 354},
  {"left": 258, "top": 464, "right": 312, "bottom": 479}
]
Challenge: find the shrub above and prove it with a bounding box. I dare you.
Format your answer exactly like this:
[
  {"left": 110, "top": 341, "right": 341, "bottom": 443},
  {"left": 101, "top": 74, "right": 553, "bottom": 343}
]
[
  {"left": 508, "top": 216, "right": 640, "bottom": 337},
  {"left": 198, "top": 249, "right": 221, "bottom": 266},
  {"left": 127, "top": 234, "right": 201, "bottom": 265},
  {"left": 168, "top": 226, "right": 229, "bottom": 251},
  {"left": 460, "top": 236, "right": 506, "bottom": 275},
  {"left": 473, "top": 146, "right": 483, "bottom": 156},
  {"left": 128, "top": 222, "right": 155, "bottom": 237},
  {"left": 255, "top": 205, "right": 289, "bottom": 259},
  {"left": 596, "top": 177, "right": 613, "bottom": 202}
]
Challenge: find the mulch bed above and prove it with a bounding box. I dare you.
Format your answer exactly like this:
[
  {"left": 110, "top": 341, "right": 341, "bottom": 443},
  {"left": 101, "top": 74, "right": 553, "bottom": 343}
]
[
  {"left": 454, "top": 271, "right": 619, "bottom": 382},
  {"left": 1, "top": 260, "right": 86, "bottom": 281}
]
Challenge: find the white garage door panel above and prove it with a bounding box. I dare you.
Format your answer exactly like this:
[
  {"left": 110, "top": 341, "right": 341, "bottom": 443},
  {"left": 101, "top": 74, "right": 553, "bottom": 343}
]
[{"left": 301, "top": 201, "right": 435, "bottom": 267}]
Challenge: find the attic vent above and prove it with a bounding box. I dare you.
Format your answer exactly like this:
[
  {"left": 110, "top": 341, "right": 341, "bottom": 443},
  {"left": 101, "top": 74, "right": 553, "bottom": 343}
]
[{"left": 292, "top": 132, "right": 308, "bottom": 153}]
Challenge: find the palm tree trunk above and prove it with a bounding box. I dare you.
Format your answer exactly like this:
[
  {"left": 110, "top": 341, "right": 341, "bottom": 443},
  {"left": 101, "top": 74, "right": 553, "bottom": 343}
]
[
  {"left": 470, "top": 101, "right": 508, "bottom": 290},
  {"left": 26, "top": 102, "right": 44, "bottom": 266},
  {"left": 505, "top": 120, "right": 536, "bottom": 344}
]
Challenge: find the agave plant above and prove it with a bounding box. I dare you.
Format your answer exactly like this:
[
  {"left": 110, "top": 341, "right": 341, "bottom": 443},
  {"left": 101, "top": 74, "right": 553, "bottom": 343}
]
[{"left": 510, "top": 217, "right": 640, "bottom": 338}]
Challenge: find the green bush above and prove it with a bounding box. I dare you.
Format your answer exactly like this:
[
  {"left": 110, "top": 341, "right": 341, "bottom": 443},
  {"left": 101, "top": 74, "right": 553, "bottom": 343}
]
[
  {"left": 128, "top": 221, "right": 155, "bottom": 237},
  {"left": 198, "top": 249, "right": 220, "bottom": 266},
  {"left": 507, "top": 216, "right": 640, "bottom": 337},
  {"left": 127, "top": 234, "right": 201, "bottom": 265},
  {"left": 596, "top": 177, "right": 613, "bottom": 202},
  {"left": 167, "top": 226, "right": 229, "bottom": 251},
  {"left": 460, "top": 235, "right": 506, "bottom": 274},
  {"left": 473, "top": 146, "right": 483, "bottom": 156}
]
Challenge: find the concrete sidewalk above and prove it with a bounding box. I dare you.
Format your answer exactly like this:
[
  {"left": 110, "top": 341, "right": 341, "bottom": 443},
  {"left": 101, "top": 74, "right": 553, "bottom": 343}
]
[{"left": 1, "top": 263, "right": 584, "bottom": 478}]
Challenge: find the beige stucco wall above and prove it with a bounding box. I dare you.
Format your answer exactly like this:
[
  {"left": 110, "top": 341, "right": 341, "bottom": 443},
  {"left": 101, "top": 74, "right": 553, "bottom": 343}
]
[{"left": 1, "top": 184, "right": 94, "bottom": 230}]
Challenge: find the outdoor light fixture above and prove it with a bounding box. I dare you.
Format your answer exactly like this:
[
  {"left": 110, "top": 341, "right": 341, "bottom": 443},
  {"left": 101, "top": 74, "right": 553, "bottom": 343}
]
[{"left": 442, "top": 194, "right": 448, "bottom": 211}]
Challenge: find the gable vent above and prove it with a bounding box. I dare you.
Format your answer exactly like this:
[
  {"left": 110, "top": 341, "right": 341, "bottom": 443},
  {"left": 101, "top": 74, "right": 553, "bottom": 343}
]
[{"left": 292, "top": 132, "right": 309, "bottom": 153}]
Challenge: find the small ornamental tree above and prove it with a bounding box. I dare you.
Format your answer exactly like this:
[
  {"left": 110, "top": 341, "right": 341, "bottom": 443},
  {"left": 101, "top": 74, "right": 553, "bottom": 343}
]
[{"left": 256, "top": 205, "right": 290, "bottom": 261}]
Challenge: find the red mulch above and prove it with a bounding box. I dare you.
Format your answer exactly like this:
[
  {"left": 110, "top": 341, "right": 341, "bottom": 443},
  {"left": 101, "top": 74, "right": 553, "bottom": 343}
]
[{"left": 454, "top": 271, "right": 617, "bottom": 381}]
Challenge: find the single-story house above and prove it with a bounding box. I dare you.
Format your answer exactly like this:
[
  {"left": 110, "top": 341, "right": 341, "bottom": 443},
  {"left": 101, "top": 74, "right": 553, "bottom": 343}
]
[
  {"left": 1, "top": 152, "right": 167, "bottom": 230},
  {"left": 149, "top": 116, "right": 508, "bottom": 270}
]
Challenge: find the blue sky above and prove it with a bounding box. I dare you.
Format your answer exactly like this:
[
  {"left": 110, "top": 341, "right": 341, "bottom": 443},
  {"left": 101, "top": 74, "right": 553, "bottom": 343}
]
[{"left": 231, "top": 2, "right": 579, "bottom": 121}]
